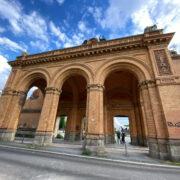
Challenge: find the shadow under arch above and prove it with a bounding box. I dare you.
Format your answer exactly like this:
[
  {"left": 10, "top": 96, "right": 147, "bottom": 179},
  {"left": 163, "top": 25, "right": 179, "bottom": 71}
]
[
  {"left": 53, "top": 64, "right": 94, "bottom": 89},
  {"left": 95, "top": 57, "right": 153, "bottom": 85}
]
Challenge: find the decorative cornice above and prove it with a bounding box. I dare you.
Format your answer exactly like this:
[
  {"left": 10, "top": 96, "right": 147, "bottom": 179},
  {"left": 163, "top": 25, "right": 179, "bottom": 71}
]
[
  {"left": 155, "top": 76, "right": 180, "bottom": 86},
  {"left": 9, "top": 31, "right": 174, "bottom": 67},
  {"left": 139, "top": 76, "right": 180, "bottom": 89}
]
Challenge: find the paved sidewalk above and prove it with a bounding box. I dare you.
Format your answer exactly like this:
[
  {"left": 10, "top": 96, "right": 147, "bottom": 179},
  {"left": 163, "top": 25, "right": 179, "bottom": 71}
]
[
  {"left": 0, "top": 139, "right": 159, "bottom": 164},
  {"left": 0, "top": 138, "right": 179, "bottom": 167}
]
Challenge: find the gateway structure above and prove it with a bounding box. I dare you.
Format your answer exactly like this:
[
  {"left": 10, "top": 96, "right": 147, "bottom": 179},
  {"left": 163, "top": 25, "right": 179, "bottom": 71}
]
[{"left": 0, "top": 27, "right": 180, "bottom": 161}]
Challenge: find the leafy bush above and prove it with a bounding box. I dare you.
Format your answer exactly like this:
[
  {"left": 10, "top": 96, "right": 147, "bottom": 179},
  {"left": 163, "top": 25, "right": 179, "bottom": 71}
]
[{"left": 56, "top": 134, "right": 64, "bottom": 139}]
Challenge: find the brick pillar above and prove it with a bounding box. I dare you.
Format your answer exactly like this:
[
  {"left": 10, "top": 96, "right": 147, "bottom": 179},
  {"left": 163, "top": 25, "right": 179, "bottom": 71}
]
[
  {"left": 139, "top": 80, "right": 169, "bottom": 159},
  {"left": 84, "top": 84, "right": 105, "bottom": 155},
  {"left": 34, "top": 87, "right": 61, "bottom": 145},
  {"left": 139, "top": 81, "right": 159, "bottom": 158},
  {"left": 0, "top": 89, "right": 26, "bottom": 141}
]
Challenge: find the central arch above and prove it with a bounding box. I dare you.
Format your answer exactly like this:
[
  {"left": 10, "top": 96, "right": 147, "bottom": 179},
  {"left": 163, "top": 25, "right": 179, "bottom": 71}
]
[
  {"left": 53, "top": 65, "right": 92, "bottom": 142},
  {"left": 103, "top": 70, "right": 147, "bottom": 146},
  {"left": 96, "top": 57, "right": 157, "bottom": 151}
]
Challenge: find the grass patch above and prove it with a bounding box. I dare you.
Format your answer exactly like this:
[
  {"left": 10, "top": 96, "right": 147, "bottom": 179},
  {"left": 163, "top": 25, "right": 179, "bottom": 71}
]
[
  {"left": 26, "top": 144, "right": 41, "bottom": 149},
  {"left": 165, "top": 161, "right": 180, "bottom": 166},
  {"left": 82, "top": 148, "right": 92, "bottom": 156}
]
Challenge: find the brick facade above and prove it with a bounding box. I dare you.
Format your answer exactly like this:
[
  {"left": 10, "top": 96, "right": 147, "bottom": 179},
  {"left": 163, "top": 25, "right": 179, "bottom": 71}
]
[{"left": 0, "top": 29, "right": 180, "bottom": 161}]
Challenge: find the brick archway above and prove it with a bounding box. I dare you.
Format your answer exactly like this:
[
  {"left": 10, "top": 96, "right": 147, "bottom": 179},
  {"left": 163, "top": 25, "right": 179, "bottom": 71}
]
[
  {"left": 95, "top": 58, "right": 169, "bottom": 159},
  {"left": 0, "top": 71, "right": 48, "bottom": 142},
  {"left": 53, "top": 64, "right": 94, "bottom": 89}
]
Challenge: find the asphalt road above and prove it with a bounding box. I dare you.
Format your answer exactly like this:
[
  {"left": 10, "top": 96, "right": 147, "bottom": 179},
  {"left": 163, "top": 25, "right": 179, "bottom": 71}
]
[{"left": 0, "top": 146, "right": 179, "bottom": 180}]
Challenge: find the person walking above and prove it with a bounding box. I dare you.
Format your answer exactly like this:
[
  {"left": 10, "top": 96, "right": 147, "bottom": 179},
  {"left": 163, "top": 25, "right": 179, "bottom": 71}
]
[
  {"left": 121, "top": 128, "right": 126, "bottom": 144},
  {"left": 116, "top": 130, "right": 121, "bottom": 144}
]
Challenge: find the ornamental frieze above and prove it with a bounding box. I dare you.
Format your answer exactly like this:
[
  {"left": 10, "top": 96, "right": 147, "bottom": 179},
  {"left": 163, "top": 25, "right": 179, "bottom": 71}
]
[{"left": 153, "top": 49, "right": 172, "bottom": 75}]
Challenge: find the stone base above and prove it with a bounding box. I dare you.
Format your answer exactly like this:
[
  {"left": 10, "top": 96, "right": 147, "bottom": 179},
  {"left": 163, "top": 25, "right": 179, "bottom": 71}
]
[
  {"left": 0, "top": 129, "right": 15, "bottom": 141},
  {"left": 168, "top": 139, "right": 180, "bottom": 161},
  {"left": 64, "top": 132, "right": 76, "bottom": 141},
  {"left": 131, "top": 136, "right": 147, "bottom": 146},
  {"left": 34, "top": 132, "right": 53, "bottom": 146},
  {"left": 148, "top": 138, "right": 169, "bottom": 160},
  {"left": 131, "top": 137, "right": 138, "bottom": 145},
  {"left": 104, "top": 134, "right": 114, "bottom": 144},
  {"left": 83, "top": 134, "right": 106, "bottom": 157}
]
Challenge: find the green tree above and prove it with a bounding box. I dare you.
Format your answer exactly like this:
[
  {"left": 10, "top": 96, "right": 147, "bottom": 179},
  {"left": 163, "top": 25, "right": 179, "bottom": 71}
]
[{"left": 59, "top": 116, "right": 66, "bottom": 129}]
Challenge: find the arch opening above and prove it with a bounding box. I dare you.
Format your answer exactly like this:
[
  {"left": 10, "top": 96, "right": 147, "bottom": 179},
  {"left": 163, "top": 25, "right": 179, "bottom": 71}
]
[
  {"left": 15, "top": 78, "right": 47, "bottom": 140},
  {"left": 104, "top": 70, "right": 147, "bottom": 147},
  {"left": 54, "top": 74, "right": 87, "bottom": 142},
  {"left": 113, "top": 115, "right": 130, "bottom": 144}
]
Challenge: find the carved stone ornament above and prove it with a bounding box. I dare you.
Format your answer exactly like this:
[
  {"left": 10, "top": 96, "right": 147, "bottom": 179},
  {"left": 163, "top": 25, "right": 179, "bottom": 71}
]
[
  {"left": 87, "top": 84, "right": 104, "bottom": 91},
  {"left": 154, "top": 49, "right": 172, "bottom": 75},
  {"left": 45, "top": 87, "right": 62, "bottom": 94}
]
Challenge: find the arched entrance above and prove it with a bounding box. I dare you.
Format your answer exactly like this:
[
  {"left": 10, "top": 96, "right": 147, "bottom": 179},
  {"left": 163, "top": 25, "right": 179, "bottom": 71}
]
[
  {"left": 104, "top": 70, "right": 147, "bottom": 146},
  {"left": 54, "top": 74, "right": 87, "bottom": 142},
  {"left": 16, "top": 85, "right": 46, "bottom": 139}
]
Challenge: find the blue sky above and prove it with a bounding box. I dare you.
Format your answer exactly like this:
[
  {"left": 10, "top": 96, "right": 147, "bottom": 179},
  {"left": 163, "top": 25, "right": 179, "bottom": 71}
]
[
  {"left": 114, "top": 117, "right": 129, "bottom": 130},
  {"left": 0, "top": 0, "right": 180, "bottom": 90}
]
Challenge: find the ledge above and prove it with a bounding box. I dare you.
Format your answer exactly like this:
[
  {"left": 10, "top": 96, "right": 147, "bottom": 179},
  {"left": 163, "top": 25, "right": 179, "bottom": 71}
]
[{"left": 9, "top": 31, "right": 174, "bottom": 67}]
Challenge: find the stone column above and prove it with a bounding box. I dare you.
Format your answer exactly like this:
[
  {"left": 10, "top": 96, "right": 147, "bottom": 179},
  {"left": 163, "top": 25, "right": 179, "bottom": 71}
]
[
  {"left": 34, "top": 87, "right": 61, "bottom": 145},
  {"left": 0, "top": 89, "right": 26, "bottom": 141},
  {"left": 84, "top": 84, "right": 105, "bottom": 155}
]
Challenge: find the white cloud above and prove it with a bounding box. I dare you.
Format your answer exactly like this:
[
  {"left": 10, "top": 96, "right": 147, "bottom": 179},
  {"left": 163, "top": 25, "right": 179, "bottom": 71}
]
[
  {"left": 88, "top": 6, "right": 103, "bottom": 27},
  {"left": 0, "top": 37, "right": 26, "bottom": 52},
  {"left": 131, "top": 0, "right": 180, "bottom": 52},
  {"left": 78, "top": 21, "right": 87, "bottom": 33},
  {"left": 89, "top": 0, "right": 180, "bottom": 52},
  {"left": 0, "top": 0, "right": 49, "bottom": 43},
  {"left": 0, "top": 0, "right": 22, "bottom": 33},
  {"left": 23, "top": 12, "right": 49, "bottom": 42},
  {"left": 40, "top": 0, "right": 65, "bottom": 6},
  {"left": 0, "top": 55, "right": 11, "bottom": 90},
  {"left": 77, "top": 21, "right": 94, "bottom": 35},
  {"left": 0, "top": 27, "right": 5, "bottom": 33},
  {"left": 30, "top": 40, "right": 49, "bottom": 51},
  {"left": 56, "top": 0, "right": 65, "bottom": 5},
  {"left": 89, "top": 0, "right": 143, "bottom": 31},
  {"left": 49, "top": 21, "right": 85, "bottom": 48},
  {"left": 49, "top": 21, "right": 67, "bottom": 42}
]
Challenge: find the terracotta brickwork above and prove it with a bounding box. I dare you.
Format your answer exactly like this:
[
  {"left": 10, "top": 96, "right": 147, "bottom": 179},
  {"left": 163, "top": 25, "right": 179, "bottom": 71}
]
[{"left": 0, "top": 29, "right": 180, "bottom": 160}]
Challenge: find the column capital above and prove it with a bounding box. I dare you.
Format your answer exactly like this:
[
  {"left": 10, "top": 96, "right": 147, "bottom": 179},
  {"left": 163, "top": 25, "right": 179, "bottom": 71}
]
[
  {"left": 45, "top": 87, "right": 62, "bottom": 95},
  {"left": 2, "top": 88, "right": 26, "bottom": 97},
  {"left": 87, "top": 84, "right": 105, "bottom": 91},
  {"left": 138, "top": 79, "right": 156, "bottom": 90}
]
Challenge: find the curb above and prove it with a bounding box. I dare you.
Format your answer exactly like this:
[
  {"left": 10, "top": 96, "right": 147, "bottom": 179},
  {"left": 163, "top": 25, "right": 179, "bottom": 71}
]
[{"left": 0, "top": 144, "right": 179, "bottom": 169}]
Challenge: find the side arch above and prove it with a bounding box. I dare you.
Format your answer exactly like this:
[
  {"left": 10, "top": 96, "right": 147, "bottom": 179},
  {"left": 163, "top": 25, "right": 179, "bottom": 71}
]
[
  {"left": 95, "top": 56, "right": 153, "bottom": 84},
  {"left": 53, "top": 63, "right": 94, "bottom": 88},
  {"left": 15, "top": 69, "right": 50, "bottom": 92}
]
